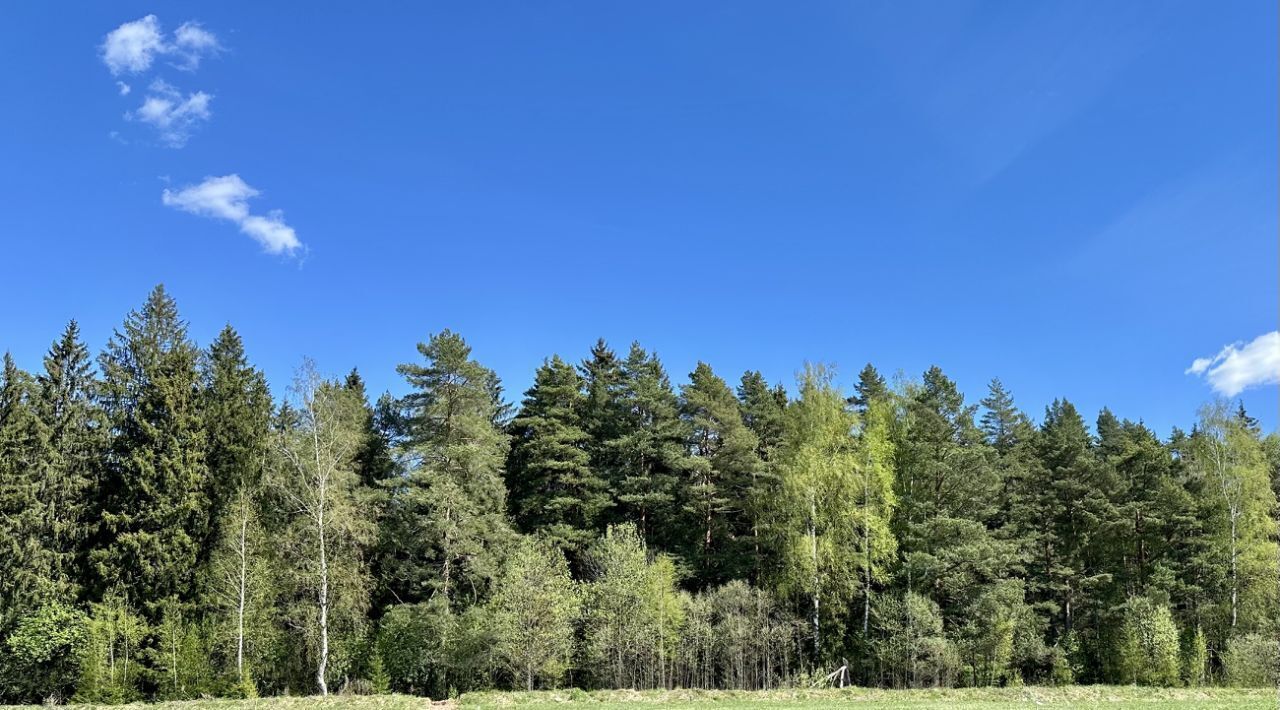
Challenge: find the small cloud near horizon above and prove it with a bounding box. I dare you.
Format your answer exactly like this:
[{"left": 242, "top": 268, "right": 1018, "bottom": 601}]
[{"left": 1186, "top": 331, "right": 1280, "bottom": 397}]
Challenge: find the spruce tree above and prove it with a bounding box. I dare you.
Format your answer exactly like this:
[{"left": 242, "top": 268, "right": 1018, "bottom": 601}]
[
  {"left": 35, "top": 321, "right": 104, "bottom": 597},
  {"left": 979, "top": 378, "right": 1025, "bottom": 454},
  {"left": 506, "top": 355, "right": 607, "bottom": 558},
  {"left": 736, "top": 370, "right": 788, "bottom": 581},
  {"left": 0, "top": 353, "right": 55, "bottom": 629},
  {"left": 201, "top": 326, "right": 272, "bottom": 565},
  {"left": 342, "top": 370, "right": 398, "bottom": 490},
  {"left": 94, "top": 285, "right": 209, "bottom": 612}
]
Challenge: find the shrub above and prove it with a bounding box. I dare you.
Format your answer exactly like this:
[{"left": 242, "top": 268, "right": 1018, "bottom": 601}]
[
  {"left": 1113, "top": 597, "right": 1180, "bottom": 686},
  {"left": 488, "top": 537, "right": 579, "bottom": 690},
  {"left": 73, "top": 595, "right": 148, "bottom": 704},
  {"left": 3, "top": 602, "right": 89, "bottom": 704},
  {"left": 1182, "top": 626, "right": 1207, "bottom": 687},
  {"left": 377, "top": 599, "right": 450, "bottom": 696},
  {"left": 1223, "top": 633, "right": 1280, "bottom": 687},
  {"left": 875, "top": 591, "right": 957, "bottom": 688}
]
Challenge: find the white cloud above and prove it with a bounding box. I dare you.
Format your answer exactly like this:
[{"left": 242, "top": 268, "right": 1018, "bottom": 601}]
[
  {"left": 101, "top": 15, "right": 221, "bottom": 75},
  {"left": 162, "top": 175, "right": 303, "bottom": 256},
  {"left": 1186, "top": 331, "right": 1280, "bottom": 397},
  {"left": 172, "top": 22, "right": 221, "bottom": 70},
  {"left": 101, "top": 15, "right": 166, "bottom": 75},
  {"left": 116, "top": 81, "right": 131, "bottom": 96},
  {"left": 129, "top": 79, "right": 212, "bottom": 147}
]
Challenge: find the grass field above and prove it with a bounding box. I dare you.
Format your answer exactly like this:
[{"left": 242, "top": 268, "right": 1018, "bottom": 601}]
[{"left": 5, "top": 687, "right": 1277, "bottom": 710}]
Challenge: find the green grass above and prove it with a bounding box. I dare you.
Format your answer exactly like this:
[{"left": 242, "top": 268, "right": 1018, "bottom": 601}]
[
  {"left": 459, "top": 686, "right": 1278, "bottom": 709},
  {"left": 3, "top": 687, "right": 1275, "bottom": 709}
]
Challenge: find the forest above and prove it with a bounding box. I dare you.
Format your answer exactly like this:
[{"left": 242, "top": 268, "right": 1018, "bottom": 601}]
[{"left": 0, "top": 284, "right": 1277, "bottom": 704}]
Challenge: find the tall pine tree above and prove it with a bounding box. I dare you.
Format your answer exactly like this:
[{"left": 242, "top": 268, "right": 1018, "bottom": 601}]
[
  {"left": 383, "top": 330, "right": 514, "bottom": 606},
  {"left": 679, "top": 361, "right": 762, "bottom": 586},
  {"left": 611, "top": 343, "right": 691, "bottom": 551}
]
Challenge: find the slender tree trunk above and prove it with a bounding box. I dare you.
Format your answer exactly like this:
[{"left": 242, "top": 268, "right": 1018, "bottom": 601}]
[
  {"left": 1229, "top": 513, "right": 1238, "bottom": 629},
  {"left": 863, "top": 471, "right": 871, "bottom": 635},
  {"left": 810, "top": 493, "right": 820, "bottom": 658},
  {"left": 314, "top": 423, "right": 330, "bottom": 697},
  {"left": 442, "top": 506, "right": 453, "bottom": 602},
  {"left": 237, "top": 512, "right": 248, "bottom": 680}
]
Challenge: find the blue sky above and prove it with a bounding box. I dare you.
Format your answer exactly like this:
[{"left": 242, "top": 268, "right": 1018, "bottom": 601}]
[{"left": 1, "top": 1, "right": 1276, "bottom": 434}]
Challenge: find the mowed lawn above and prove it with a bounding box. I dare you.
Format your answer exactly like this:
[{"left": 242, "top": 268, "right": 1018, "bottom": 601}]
[{"left": 5, "top": 687, "right": 1276, "bottom": 710}]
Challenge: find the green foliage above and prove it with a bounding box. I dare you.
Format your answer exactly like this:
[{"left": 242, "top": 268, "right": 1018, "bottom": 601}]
[
  {"left": 1113, "top": 597, "right": 1180, "bottom": 686},
  {"left": 151, "top": 603, "right": 218, "bottom": 700},
  {"left": 770, "top": 364, "right": 892, "bottom": 662},
  {"left": 1187, "top": 402, "right": 1279, "bottom": 636},
  {"left": 2, "top": 602, "right": 89, "bottom": 703},
  {"left": 75, "top": 594, "right": 148, "bottom": 703},
  {"left": 385, "top": 330, "right": 514, "bottom": 606},
  {"left": 875, "top": 591, "right": 958, "bottom": 688},
  {"left": 1222, "top": 633, "right": 1280, "bottom": 687},
  {"left": 673, "top": 580, "right": 804, "bottom": 690},
  {"left": 4, "top": 287, "right": 1280, "bottom": 701},
  {"left": 680, "top": 361, "right": 763, "bottom": 586},
  {"left": 95, "top": 285, "right": 209, "bottom": 610},
  {"left": 272, "top": 362, "right": 378, "bottom": 695},
  {"left": 488, "top": 537, "right": 580, "bottom": 689},
  {"left": 1182, "top": 626, "right": 1207, "bottom": 687},
  {"left": 581, "top": 524, "right": 684, "bottom": 689},
  {"left": 506, "top": 356, "right": 607, "bottom": 559},
  {"left": 377, "top": 601, "right": 451, "bottom": 696},
  {"left": 958, "top": 579, "right": 1044, "bottom": 687}
]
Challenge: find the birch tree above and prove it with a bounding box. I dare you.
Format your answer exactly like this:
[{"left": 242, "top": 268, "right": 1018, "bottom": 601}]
[
  {"left": 1189, "top": 401, "right": 1278, "bottom": 633},
  {"left": 207, "top": 473, "right": 272, "bottom": 686},
  {"left": 274, "top": 361, "right": 375, "bottom": 695},
  {"left": 771, "top": 364, "right": 884, "bottom": 662}
]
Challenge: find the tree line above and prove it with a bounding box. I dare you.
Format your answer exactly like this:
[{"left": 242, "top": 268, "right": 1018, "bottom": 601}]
[{"left": 1, "top": 285, "right": 1277, "bottom": 703}]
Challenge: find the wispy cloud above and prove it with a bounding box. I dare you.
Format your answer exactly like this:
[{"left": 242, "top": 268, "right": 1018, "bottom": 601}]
[
  {"left": 1186, "top": 331, "right": 1280, "bottom": 397},
  {"left": 101, "top": 15, "right": 221, "bottom": 75},
  {"left": 162, "top": 175, "right": 303, "bottom": 256},
  {"left": 129, "top": 79, "right": 212, "bottom": 147},
  {"left": 116, "top": 81, "right": 132, "bottom": 96},
  {"left": 172, "top": 22, "right": 221, "bottom": 69}
]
